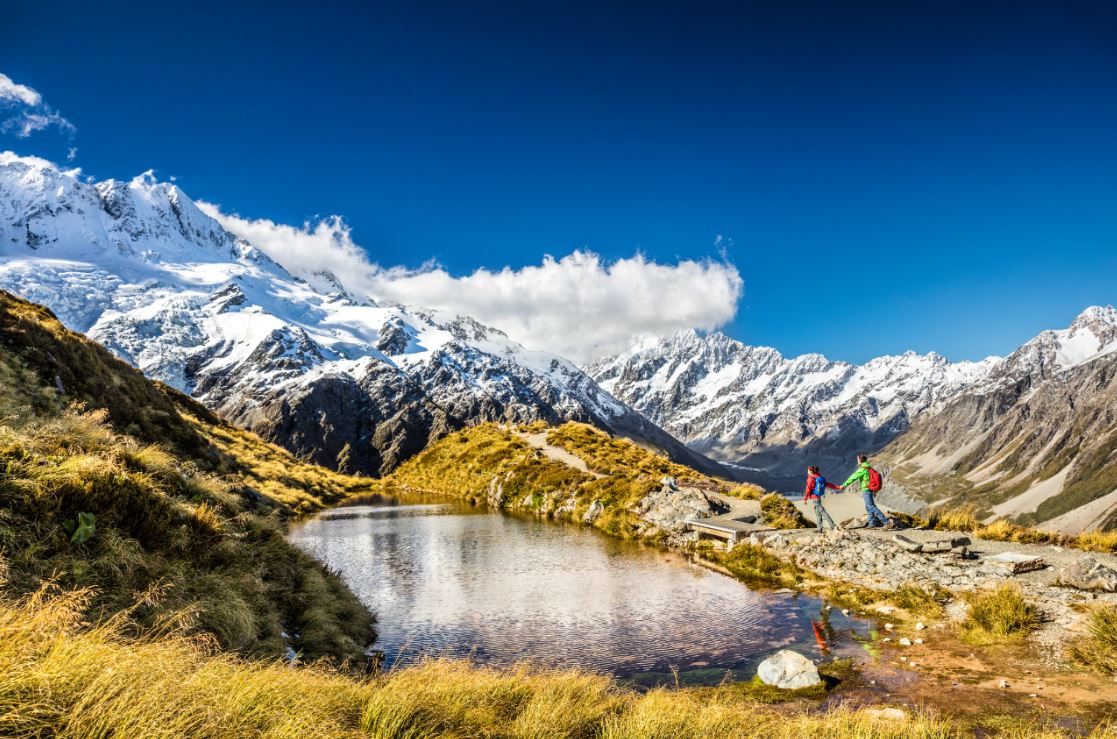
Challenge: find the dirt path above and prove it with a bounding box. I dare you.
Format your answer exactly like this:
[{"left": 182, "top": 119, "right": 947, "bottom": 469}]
[{"left": 513, "top": 431, "right": 604, "bottom": 478}]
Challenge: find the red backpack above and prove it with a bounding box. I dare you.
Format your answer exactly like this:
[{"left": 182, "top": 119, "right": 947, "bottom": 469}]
[{"left": 867, "top": 466, "right": 883, "bottom": 493}]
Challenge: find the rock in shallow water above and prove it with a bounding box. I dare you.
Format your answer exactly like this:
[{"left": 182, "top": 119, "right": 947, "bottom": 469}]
[{"left": 756, "top": 649, "right": 822, "bottom": 689}]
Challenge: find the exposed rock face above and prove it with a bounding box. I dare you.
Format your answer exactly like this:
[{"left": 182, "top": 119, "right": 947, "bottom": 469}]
[
  {"left": 588, "top": 330, "right": 996, "bottom": 491},
  {"left": 879, "top": 331, "right": 1117, "bottom": 533},
  {"left": 582, "top": 500, "right": 604, "bottom": 524},
  {"left": 756, "top": 650, "right": 821, "bottom": 689},
  {"left": 0, "top": 153, "right": 729, "bottom": 479},
  {"left": 634, "top": 485, "right": 724, "bottom": 534}
]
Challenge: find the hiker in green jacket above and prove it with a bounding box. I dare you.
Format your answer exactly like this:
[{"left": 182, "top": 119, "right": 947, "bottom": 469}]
[{"left": 842, "top": 455, "right": 891, "bottom": 529}]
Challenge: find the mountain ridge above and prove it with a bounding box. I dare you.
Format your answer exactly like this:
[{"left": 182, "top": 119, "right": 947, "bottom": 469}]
[{"left": 0, "top": 152, "right": 728, "bottom": 479}]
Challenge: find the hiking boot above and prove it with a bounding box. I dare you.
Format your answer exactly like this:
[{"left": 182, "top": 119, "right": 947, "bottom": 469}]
[{"left": 882, "top": 520, "right": 897, "bottom": 531}]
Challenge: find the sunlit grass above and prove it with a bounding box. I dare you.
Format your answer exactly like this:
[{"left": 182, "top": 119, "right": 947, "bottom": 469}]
[
  {"left": 0, "top": 585, "right": 1034, "bottom": 739},
  {"left": 959, "top": 585, "right": 1039, "bottom": 645},
  {"left": 1071, "top": 604, "right": 1117, "bottom": 676}
]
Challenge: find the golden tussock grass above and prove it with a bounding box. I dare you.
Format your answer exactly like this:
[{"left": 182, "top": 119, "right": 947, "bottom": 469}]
[
  {"left": 1071, "top": 604, "right": 1117, "bottom": 676},
  {"left": 0, "top": 584, "right": 1025, "bottom": 739},
  {"left": 920, "top": 506, "right": 1117, "bottom": 555},
  {"left": 959, "top": 585, "right": 1040, "bottom": 645}
]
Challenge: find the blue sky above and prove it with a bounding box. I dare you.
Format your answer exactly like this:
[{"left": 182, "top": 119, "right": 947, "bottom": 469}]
[{"left": 3, "top": 0, "right": 1116, "bottom": 363}]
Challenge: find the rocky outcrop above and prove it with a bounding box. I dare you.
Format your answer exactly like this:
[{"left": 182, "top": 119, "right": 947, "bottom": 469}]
[
  {"left": 1057, "top": 558, "right": 1117, "bottom": 593},
  {"left": 634, "top": 484, "right": 725, "bottom": 534}
]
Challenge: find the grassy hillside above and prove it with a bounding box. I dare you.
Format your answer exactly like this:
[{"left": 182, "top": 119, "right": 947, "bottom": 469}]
[
  {"left": 0, "top": 290, "right": 375, "bottom": 662},
  {"left": 382, "top": 421, "right": 726, "bottom": 539}
]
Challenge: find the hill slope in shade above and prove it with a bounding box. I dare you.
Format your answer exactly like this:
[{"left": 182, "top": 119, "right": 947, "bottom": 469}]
[
  {"left": 0, "top": 152, "right": 727, "bottom": 479},
  {"left": 0, "top": 288, "right": 375, "bottom": 662}
]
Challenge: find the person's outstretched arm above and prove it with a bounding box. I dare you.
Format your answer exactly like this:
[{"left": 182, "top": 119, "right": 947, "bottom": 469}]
[{"left": 841, "top": 467, "right": 866, "bottom": 488}]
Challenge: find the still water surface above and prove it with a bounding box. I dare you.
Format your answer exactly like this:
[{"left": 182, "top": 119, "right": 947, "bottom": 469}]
[{"left": 288, "top": 495, "right": 876, "bottom": 686}]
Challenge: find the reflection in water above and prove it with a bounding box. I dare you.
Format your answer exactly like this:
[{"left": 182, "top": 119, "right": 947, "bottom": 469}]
[{"left": 289, "top": 495, "right": 874, "bottom": 686}]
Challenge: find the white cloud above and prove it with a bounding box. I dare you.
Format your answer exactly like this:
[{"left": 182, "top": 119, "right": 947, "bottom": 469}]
[
  {"left": 199, "top": 202, "right": 743, "bottom": 363},
  {"left": 0, "top": 72, "right": 76, "bottom": 142},
  {"left": 0, "top": 73, "right": 41, "bottom": 106}
]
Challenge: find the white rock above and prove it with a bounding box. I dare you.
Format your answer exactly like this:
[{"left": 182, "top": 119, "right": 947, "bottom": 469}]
[
  {"left": 899, "top": 637, "right": 912, "bottom": 646},
  {"left": 914, "top": 638, "right": 924, "bottom": 644},
  {"left": 756, "top": 650, "right": 822, "bottom": 690},
  {"left": 915, "top": 622, "right": 926, "bottom": 630},
  {"left": 863, "top": 707, "right": 907, "bottom": 721},
  {"left": 884, "top": 623, "right": 894, "bottom": 631}
]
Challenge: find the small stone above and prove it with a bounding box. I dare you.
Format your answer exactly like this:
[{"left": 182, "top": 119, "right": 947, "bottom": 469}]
[
  {"left": 999, "top": 680, "right": 1010, "bottom": 689},
  {"left": 1029, "top": 693, "right": 1038, "bottom": 698},
  {"left": 914, "top": 638, "right": 924, "bottom": 644},
  {"left": 915, "top": 622, "right": 926, "bottom": 630},
  {"left": 884, "top": 623, "right": 894, "bottom": 631},
  {"left": 899, "top": 637, "right": 912, "bottom": 646},
  {"left": 900, "top": 656, "right": 907, "bottom": 662},
  {"left": 882, "top": 637, "right": 892, "bottom": 642}
]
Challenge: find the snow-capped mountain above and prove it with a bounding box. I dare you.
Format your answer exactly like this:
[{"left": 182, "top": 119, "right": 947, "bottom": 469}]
[
  {"left": 0, "top": 152, "right": 726, "bottom": 477},
  {"left": 878, "top": 306, "right": 1117, "bottom": 532},
  {"left": 587, "top": 330, "right": 999, "bottom": 489}
]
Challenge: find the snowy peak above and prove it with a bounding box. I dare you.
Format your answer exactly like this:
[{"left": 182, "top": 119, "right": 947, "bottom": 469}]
[
  {"left": 0, "top": 152, "right": 244, "bottom": 263},
  {"left": 588, "top": 330, "right": 1001, "bottom": 488},
  {"left": 996, "top": 305, "right": 1117, "bottom": 380},
  {"left": 0, "top": 151, "right": 723, "bottom": 478}
]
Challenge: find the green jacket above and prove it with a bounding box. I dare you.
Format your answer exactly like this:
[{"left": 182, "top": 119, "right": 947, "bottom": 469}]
[{"left": 842, "top": 462, "right": 871, "bottom": 492}]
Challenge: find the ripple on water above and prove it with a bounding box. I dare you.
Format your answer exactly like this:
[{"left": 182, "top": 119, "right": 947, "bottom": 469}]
[{"left": 288, "top": 496, "right": 875, "bottom": 686}]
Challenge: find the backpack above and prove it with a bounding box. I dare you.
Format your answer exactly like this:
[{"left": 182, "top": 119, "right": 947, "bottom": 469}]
[
  {"left": 813, "top": 475, "right": 828, "bottom": 497},
  {"left": 867, "top": 467, "right": 883, "bottom": 493}
]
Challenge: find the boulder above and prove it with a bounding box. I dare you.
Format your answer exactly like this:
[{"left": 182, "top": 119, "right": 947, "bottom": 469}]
[
  {"left": 986, "top": 552, "right": 1046, "bottom": 575},
  {"left": 1057, "top": 557, "right": 1117, "bottom": 592},
  {"left": 756, "top": 649, "right": 822, "bottom": 689}
]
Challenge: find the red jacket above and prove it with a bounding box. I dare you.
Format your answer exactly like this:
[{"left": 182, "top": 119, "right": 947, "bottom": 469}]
[{"left": 804, "top": 473, "right": 841, "bottom": 501}]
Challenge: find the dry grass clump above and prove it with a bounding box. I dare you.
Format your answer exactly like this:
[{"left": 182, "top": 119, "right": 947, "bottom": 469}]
[
  {"left": 959, "top": 585, "right": 1039, "bottom": 645},
  {"left": 760, "top": 493, "right": 811, "bottom": 529},
  {"left": 889, "top": 582, "right": 951, "bottom": 619},
  {"left": 925, "top": 505, "right": 1117, "bottom": 555},
  {"left": 0, "top": 585, "right": 975, "bottom": 738},
  {"left": 1070, "top": 604, "right": 1117, "bottom": 676},
  {"left": 722, "top": 484, "right": 765, "bottom": 501}
]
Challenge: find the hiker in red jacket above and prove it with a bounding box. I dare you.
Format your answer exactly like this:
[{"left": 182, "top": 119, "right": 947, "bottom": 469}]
[{"left": 803, "top": 465, "right": 841, "bottom": 532}]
